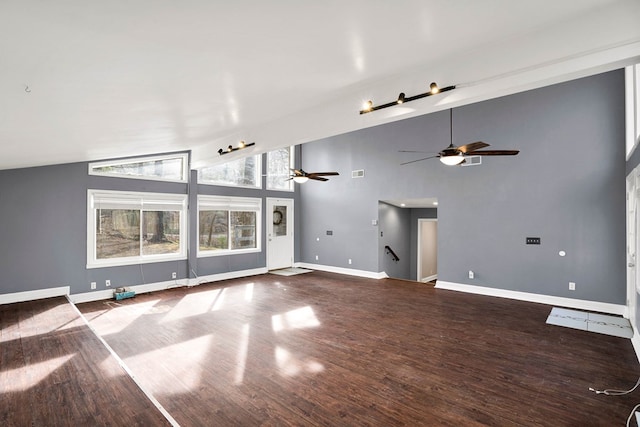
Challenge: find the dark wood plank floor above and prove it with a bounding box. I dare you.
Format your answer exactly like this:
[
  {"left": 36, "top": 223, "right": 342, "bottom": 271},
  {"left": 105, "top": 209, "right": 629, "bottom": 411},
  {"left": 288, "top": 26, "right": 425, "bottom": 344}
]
[
  {"left": 75, "top": 271, "right": 640, "bottom": 426},
  {"left": 0, "top": 296, "right": 170, "bottom": 427}
]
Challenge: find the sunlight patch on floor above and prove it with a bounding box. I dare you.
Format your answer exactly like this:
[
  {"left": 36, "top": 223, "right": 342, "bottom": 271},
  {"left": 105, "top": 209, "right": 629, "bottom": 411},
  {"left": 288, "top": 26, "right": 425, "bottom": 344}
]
[
  {"left": 272, "top": 306, "right": 320, "bottom": 332},
  {"left": 234, "top": 323, "right": 250, "bottom": 385},
  {"left": 274, "top": 346, "right": 324, "bottom": 377},
  {"left": 125, "top": 334, "right": 213, "bottom": 395},
  {"left": 0, "top": 354, "right": 75, "bottom": 392},
  {"left": 90, "top": 299, "right": 162, "bottom": 335},
  {"left": 161, "top": 289, "right": 222, "bottom": 323}
]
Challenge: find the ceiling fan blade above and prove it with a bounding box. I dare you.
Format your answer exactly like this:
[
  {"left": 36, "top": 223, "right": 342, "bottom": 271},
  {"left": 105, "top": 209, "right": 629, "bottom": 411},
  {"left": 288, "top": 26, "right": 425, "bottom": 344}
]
[
  {"left": 398, "top": 150, "right": 435, "bottom": 153},
  {"left": 457, "top": 141, "right": 490, "bottom": 153},
  {"left": 307, "top": 172, "right": 339, "bottom": 177},
  {"left": 309, "top": 176, "right": 329, "bottom": 181},
  {"left": 400, "top": 155, "right": 439, "bottom": 165},
  {"left": 466, "top": 150, "right": 519, "bottom": 156}
]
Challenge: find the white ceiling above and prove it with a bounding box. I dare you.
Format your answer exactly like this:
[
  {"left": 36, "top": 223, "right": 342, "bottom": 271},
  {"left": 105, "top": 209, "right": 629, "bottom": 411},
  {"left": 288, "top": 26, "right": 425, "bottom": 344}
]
[{"left": 1, "top": 0, "right": 639, "bottom": 171}]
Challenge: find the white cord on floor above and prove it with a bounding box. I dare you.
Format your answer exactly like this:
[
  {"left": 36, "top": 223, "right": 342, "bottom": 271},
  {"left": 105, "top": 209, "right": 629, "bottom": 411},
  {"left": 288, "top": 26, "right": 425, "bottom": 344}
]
[
  {"left": 627, "top": 403, "right": 640, "bottom": 427},
  {"left": 590, "top": 376, "right": 640, "bottom": 396}
]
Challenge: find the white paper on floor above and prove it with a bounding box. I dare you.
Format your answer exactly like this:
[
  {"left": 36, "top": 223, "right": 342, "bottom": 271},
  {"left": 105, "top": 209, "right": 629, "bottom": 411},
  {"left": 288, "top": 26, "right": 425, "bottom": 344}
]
[
  {"left": 269, "top": 267, "right": 313, "bottom": 277},
  {"left": 546, "top": 307, "right": 633, "bottom": 338}
]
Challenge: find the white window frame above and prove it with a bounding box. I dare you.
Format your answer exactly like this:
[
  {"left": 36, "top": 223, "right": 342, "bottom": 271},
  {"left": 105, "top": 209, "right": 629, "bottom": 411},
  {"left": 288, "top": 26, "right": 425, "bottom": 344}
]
[
  {"left": 626, "top": 64, "right": 640, "bottom": 159},
  {"left": 198, "top": 155, "right": 262, "bottom": 189},
  {"left": 197, "top": 195, "right": 262, "bottom": 257},
  {"left": 87, "top": 190, "right": 188, "bottom": 268},
  {"left": 88, "top": 153, "right": 189, "bottom": 183},
  {"left": 266, "top": 146, "right": 294, "bottom": 192}
]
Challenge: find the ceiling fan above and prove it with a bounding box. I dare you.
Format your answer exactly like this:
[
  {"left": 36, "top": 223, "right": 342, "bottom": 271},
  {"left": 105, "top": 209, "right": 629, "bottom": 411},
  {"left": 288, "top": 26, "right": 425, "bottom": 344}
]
[
  {"left": 289, "top": 168, "right": 339, "bottom": 183},
  {"left": 401, "top": 109, "right": 519, "bottom": 166}
]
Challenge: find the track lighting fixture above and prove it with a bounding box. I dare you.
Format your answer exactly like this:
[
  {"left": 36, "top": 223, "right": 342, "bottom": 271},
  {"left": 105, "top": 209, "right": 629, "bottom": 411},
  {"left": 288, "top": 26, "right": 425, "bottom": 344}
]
[
  {"left": 218, "top": 141, "right": 255, "bottom": 156},
  {"left": 359, "top": 81, "right": 455, "bottom": 114}
]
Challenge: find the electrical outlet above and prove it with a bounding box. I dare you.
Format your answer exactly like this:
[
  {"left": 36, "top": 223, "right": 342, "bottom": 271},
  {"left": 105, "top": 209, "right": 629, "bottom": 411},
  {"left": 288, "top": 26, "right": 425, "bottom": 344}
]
[
  {"left": 348, "top": 259, "right": 352, "bottom": 265},
  {"left": 90, "top": 282, "right": 96, "bottom": 290},
  {"left": 172, "top": 272, "right": 177, "bottom": 279},
  {"left": 469, "top": 270, "right": 474, "bottom": 279},
  {"left": 569, "top": 282, "right": 576, "bottom": 290},
  {"left": 315, "top": 255, "right": 319, "bottom": 261},
  {"left": 105, "top": 279, "right": 111, "bottom": 287}
]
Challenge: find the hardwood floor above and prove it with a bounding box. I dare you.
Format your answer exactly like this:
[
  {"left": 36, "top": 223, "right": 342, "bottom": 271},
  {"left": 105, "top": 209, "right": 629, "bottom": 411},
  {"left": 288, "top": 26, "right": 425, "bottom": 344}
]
[
  {"left": 0, "top": 296, "right": 170, "bottom": 426},
  {"left": 72, "top": 271, "right": 640, "bottom": 426}
]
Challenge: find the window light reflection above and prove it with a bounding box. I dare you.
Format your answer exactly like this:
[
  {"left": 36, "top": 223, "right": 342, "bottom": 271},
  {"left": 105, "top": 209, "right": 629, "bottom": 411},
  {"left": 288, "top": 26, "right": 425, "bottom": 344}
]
[
  {"left": 271, "top": 306, "right": 320, "bottom": 333},
  {"left": 274, "top": 346, "right": 324, "bottom": 377},
  {"left": 161, "top": 290, "right": 221, "bottom": 323},
  {"left": 234, "top": 324, "right": 250, "bottom": 385},
  {"left": 2, "top": 354, "right": 74, "bottom": 392}
]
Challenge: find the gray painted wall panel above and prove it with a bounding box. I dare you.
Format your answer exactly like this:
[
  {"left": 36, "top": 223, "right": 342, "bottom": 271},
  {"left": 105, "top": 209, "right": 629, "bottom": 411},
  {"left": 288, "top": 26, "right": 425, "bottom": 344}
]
[
  {"left": 299, "top": 70, "right": 626, "bottom": 304},
  {"left": 0, "top": 151, "right": 301, "bottom": 296}
]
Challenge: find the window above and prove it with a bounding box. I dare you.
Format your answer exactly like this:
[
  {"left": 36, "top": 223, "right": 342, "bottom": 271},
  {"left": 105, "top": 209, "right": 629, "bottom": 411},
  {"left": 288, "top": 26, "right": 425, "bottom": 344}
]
[
  {"left": 198, "top": 155, "right": 261, "bottom": 188},
  {"left": 267, "top": 146, "right": 294, "bottom": 191},
  {"left": 89, "top": 153, "right": 189, "bottom": 183},
  {"left": 198, "top": 195, "right": 261, "bottom": 256},
  {"left": 87, "top": 190, "right": 187, "bottom": 268},
  {"left": 626, "top": 64, "right": 640, "bottom": 158}
]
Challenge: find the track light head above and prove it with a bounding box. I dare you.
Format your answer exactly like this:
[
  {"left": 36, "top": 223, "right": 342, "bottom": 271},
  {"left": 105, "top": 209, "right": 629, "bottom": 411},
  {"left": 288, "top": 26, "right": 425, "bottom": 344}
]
[
  {"left": 218, "top": 141, "right": 256, "bottom": 156},
  {"left": 430, "top": 82, "right": 440, "bottom": 94},
  {"left": 397, "top": 93, "right": 405, "bottom": 104},
  {"left": 363, "top": 100, "right": 373, "bottom": 111}
]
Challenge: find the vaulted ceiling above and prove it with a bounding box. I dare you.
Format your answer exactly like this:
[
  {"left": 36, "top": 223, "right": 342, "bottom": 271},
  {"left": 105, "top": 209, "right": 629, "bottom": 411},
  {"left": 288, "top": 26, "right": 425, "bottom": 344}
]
[{"left": 1, "top": 0, "right": 639, "bottom": 171}]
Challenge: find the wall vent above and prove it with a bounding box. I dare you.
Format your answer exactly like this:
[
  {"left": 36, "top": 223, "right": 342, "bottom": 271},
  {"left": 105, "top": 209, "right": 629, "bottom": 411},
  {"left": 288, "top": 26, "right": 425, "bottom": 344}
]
[
  {"left": 352, "top": 169, "right": 365, "bottom": 178},
  {"left": 461, "top": 156, "right": 482, "bottom": 167}
]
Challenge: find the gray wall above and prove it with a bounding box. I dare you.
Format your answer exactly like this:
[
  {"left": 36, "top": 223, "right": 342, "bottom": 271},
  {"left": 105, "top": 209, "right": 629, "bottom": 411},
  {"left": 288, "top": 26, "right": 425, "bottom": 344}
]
[
  {"left": 299, "top": 70, "right": 626, "bottom": 304},
  {"left": 0, "top": 151, "right": 300, "bottom": 296}
]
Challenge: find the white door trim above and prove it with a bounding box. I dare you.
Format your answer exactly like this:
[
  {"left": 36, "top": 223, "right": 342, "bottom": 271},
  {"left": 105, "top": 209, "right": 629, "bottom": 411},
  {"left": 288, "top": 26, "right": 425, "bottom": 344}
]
[{"left": 417, "top": 218, "right": 438, "bottom": 282}]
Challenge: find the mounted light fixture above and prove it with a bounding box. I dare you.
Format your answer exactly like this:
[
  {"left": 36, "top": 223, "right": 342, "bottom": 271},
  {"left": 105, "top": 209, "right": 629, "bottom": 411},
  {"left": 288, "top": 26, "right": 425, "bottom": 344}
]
[
  {"left": 218, "top": 141, "right": 255, "bottom": 156},
  {"left": 440, "top": 154, "right": 465, "bottom": 166},
  {"left": 359, "top": 81, "right": 455, "bottom": 114},
  {"left": 292, "top": 176, "right": 309, "bottom": 184}
]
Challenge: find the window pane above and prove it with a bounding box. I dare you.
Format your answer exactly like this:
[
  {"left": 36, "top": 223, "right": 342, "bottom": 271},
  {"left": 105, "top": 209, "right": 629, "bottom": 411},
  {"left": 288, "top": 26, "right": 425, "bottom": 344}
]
[
  {"left": 199, "top": 155, "right": 260, "bottom": 187},
  {"left": 90, "top": 155, "right": 187, "bottom": 181},
  {"left": 96, "top": 209, "right": 140, "bottom": 259},
  {"left": 267, "top": 147, "right": 293, "bottom": 191},
  {"left": 199, "top": 210, "right": 229, "bottom": 251},
  {"left": 230, "top": 211, "right": 256, "bottom": 249},
  {"left": 273, "top": 205, "right": 287, "bottom": 237},
  {"left": 142, "top": 211, "right": 181, "bottom": 255}
]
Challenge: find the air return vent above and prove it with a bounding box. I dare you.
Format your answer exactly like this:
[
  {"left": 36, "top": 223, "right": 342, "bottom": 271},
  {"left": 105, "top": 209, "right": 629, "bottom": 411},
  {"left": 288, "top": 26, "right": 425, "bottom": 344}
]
[
  {"left": 352, "top": 169, "right": 365, "bottom": 178},
  {"left": 461, "top": 156, "right": 482, "bottom": 167}
]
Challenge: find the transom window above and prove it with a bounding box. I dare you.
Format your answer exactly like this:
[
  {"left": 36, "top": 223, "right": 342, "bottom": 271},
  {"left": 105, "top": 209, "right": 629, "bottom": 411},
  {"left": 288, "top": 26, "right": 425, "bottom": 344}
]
[
  {"left": 267, "top": 146, "right": 294, "bottom": 191},
  {"left": 87, "top": 190, "right": 188, "bottom": 268},
  {"left": 198, "top": 155, "right": 261, "bottom": 188},
  {"left": 198, "top": 195, "right": 261, "bottom": 256},
  {"left": 89, "top": 153, "right": 189, "bottom": 183}
]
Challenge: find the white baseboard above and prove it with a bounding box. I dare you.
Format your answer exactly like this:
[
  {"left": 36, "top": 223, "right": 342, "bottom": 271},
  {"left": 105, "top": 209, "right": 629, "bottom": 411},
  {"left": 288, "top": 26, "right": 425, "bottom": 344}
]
[
  {"left": 421, "top": 274, "right": 438, "bottom": 283},
  {"left": 0, "top": 286, "right": 70, "bottom": 305},
  {"left": 435, "top": 281, "right": 626, "bottom": 316},
  {"left": 69, "top": 268, "right": 268, "bottom": 304},
  {"left": 295, "top": 263, "right": 388, "bottom": 280},
  {"left": 186, "top": 267, "right": 268, "bottom": 287}
]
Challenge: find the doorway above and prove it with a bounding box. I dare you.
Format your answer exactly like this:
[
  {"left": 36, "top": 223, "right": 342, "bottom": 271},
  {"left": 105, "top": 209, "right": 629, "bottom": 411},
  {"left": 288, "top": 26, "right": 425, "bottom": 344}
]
[
  {"left": 266, "top": 198, "right": 294, "bottom": 271},
  {"left": 417, "top": 219, "right": 438, "bottom": 282},
  {"left": 627, "top": 168, "right": 638, "bottom": 326}
]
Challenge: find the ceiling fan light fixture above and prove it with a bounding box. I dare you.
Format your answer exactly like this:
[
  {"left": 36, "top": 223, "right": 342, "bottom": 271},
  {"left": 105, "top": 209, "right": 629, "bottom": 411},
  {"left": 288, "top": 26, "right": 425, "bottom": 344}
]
[
  {"left": 440, "top": 154, "right": 465, "bottom": 166},
  {"left": 293, "top": 176, "right": 309, "bottom": 184}
]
